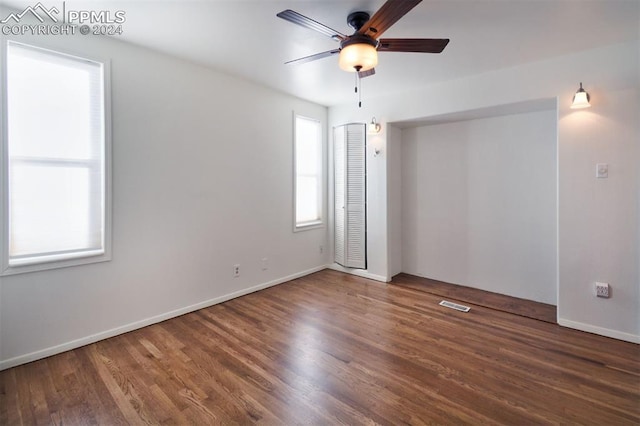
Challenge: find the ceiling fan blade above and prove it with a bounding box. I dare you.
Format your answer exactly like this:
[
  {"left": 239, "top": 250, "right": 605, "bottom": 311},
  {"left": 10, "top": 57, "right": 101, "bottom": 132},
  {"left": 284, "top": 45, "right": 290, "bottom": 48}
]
[
  {"left": 378, "top": 38, "right": 449, "bottom": 53},
  {"left": 358, "top": 68, "right": 376, "bottom": 78},
  {"left": 277, "top": 9, "right": 346, "bottom": 41},
  {"left": 285, "top": 49, "right": 340, "bottom": 65},
  {"left": 358, "top": 0, "right": 422, "bottom": 39}
]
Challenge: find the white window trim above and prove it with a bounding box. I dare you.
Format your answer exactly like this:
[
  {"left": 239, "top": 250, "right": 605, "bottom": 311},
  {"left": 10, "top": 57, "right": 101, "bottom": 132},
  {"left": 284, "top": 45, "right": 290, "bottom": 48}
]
[
  {"left": 293, "top": 112, "right": 324, "bottom": 232},
  {"left": 0, "top": 40, "right": 112, "bottom": 276}
]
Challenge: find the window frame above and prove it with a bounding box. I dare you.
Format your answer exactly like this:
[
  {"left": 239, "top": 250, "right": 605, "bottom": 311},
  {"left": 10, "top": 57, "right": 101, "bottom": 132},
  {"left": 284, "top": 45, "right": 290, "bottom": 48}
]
[
  {"left": 0, "top": 39, "right": 112, "bottom": 276},
  {"left": 293, "top": 113, "right": 324, "bottom": 232}
]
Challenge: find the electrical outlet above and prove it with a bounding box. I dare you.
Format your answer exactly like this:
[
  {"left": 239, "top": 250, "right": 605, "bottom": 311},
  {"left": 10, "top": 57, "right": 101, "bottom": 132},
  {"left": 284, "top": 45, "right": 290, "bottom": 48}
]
[
  {"left": 596, "top": 163, "right": 608, "bottom": 179},
  {"left": 595, "top": 282, "right": 610, "bottom": 298},
  {"left": 261, "top": 257, "right": 268, "bottom": 271},
  {"left": 319, "top": 245, "right": 324, "bottom": 254},
  {"left": 234, "top": 264, "right": 240, "bottom": 278}
]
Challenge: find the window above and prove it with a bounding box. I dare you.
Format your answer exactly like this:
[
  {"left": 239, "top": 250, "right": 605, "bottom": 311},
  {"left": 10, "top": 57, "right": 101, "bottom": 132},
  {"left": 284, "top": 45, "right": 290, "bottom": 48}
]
[
  {"left": 1, "top": 41, "right": 111, "bottom": 274},
  {"left": 294, "top": 114, "right": 323, "bottom": 230}
]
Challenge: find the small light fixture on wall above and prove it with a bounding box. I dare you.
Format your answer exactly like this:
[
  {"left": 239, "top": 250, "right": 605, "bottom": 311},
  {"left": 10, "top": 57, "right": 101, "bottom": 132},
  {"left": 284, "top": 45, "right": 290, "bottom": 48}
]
[
  {"left": 368, "top": 117, "right": 382, "bottom": 156},
  {"left": 369, "top": 117, "right": 381, "bottom": 134},
  {"left": 571, "top": 82, "right": 591, "bottom": 109}
]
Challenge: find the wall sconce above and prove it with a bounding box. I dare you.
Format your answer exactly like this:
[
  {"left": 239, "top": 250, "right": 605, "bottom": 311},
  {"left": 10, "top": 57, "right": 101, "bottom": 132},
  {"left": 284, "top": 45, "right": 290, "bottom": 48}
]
[
  {"left": 571, "top": 82, "right": 591, "bottom": 109},
  {"left": 369, "top": 117, "right": 381, "bottom": 134},
  {"left": 368, "top": 117, "right": 382, "bottom": 156}
]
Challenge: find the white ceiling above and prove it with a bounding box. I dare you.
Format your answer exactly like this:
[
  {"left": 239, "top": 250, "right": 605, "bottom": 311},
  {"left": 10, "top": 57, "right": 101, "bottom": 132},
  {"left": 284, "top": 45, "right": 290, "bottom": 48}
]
[{"left": 2, "top": 0, "right": 638, "bottom": 106}]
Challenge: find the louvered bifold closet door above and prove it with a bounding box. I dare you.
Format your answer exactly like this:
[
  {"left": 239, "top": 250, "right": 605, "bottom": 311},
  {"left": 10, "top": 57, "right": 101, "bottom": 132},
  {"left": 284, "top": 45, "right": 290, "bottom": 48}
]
[
  {"left": 334, "top": 123, "right": 366, "bottom": 269},
  {"left": 334, "top": 125, "right": 346, "bottom": 266}
]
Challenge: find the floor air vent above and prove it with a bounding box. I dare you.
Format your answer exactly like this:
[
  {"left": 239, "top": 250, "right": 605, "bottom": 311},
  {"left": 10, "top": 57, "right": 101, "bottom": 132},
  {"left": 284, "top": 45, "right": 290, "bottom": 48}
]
[{"left": 439, "top": 300, "right": 471, "bottom": 312}]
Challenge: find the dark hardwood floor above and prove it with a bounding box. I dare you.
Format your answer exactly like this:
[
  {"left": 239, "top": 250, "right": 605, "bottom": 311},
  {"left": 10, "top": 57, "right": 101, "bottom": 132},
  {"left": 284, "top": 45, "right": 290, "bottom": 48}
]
[
  {"left": 1, "top": 269, "right": 638, "bottom": 424},
  {"left": 392, "top": 273, "right": 557, "bottom": 323}
]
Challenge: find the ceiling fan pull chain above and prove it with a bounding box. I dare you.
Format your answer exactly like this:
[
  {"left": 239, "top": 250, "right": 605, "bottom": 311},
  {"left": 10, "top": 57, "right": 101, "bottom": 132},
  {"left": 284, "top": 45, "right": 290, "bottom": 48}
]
[
  {"left": 359, "top": 71, "right": 363, "bottom": 107},
  {"left": 354, "top": 65, "right": 362, "bottom": 108}
]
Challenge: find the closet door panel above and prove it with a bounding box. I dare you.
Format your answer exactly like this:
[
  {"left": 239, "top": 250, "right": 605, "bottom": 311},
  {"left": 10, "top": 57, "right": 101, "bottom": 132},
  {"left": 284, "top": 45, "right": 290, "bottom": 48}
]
[
  {"left": 334, "top": 126, "right": 346, "bottom": 266},
  {"left": 334, "top": 123, "right": 366, "bottom": 269}
]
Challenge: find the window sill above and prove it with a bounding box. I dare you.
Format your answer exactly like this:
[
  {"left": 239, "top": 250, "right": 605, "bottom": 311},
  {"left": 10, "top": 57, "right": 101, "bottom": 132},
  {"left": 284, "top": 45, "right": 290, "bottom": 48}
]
[
  {"left": 294, "top": 221, "right": 324, "bottom": 232},
  {"left": 2, "top": 251, "right": 111, "bottom": 276}
]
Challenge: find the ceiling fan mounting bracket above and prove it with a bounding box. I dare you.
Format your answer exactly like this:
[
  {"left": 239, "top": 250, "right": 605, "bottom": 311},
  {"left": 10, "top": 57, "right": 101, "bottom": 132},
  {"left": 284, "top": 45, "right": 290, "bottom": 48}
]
[
  {"left": 340, "top": 33, "right": 378, "bottom": 49},
  {"left": 347, "top": 11, "right": 370, "bottom": 32}
]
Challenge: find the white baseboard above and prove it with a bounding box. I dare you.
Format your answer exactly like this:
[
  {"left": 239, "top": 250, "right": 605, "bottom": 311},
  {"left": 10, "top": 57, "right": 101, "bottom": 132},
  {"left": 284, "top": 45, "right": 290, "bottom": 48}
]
[
  {"left": 328, "top": 263, "right": 389, "bottom": 283},
  {"left": 0, "top": 265, "right": 328, "bottom": 371},
  {"left": 558, "top": 318, "right": 640, "bottom": 344}
]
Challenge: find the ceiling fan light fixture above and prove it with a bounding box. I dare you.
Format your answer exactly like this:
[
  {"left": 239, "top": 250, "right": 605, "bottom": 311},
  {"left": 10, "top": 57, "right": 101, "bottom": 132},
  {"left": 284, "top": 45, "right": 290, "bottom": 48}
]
[
  {"left": 278, "top": 1, "right": 450, "bottom": 79},
  {"left": 339, "top": 42, "right": 378, "bottom": 72}
]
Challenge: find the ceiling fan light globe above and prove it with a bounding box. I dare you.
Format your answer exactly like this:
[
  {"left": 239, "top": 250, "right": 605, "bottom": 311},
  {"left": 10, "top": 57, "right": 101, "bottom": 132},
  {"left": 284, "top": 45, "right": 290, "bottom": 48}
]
[{"left": 339, "top": 43, "right": 378, "bottom": 72}]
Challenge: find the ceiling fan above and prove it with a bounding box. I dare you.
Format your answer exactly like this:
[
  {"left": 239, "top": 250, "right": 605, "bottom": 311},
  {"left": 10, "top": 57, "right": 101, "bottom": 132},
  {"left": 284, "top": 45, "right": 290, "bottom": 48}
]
[{"left": 276, "top": 0, "right": 449, "bottom": 79}]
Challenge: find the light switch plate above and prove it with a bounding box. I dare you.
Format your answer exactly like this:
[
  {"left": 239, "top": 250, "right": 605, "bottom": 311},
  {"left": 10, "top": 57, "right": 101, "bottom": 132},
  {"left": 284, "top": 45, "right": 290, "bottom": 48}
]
[{"left": 596, "top": 163, "right": 608, "bottom": 178}]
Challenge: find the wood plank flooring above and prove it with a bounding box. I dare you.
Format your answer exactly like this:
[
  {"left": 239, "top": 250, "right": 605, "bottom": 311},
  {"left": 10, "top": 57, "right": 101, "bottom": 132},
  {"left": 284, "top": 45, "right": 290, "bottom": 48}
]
[
  {"left": 392, "top": 273, "right": 558, "bottom": 323},
  {"left": 1, "top": 269, "right": 639, "bottom": 425}
]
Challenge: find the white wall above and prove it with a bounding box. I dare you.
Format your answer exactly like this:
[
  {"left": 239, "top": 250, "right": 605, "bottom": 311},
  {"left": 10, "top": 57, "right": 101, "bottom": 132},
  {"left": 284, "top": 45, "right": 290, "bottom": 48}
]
[
  {"left": 0, "top": 33, "right": 329, "bottom": 369},
  {"left": 387, "top": 125, "right": 403, "bottom": 277},
  {"left": 558, "top": 87, "right": 639, "bottom": 340},
  {"left": 329, "top": 40, "right": 639, "bottom": 342},
  {"left": 400, "top": 110, "right": 557, "bottom": 304}
]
